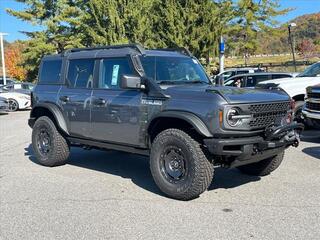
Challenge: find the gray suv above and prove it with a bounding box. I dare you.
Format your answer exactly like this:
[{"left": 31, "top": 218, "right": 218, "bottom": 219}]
[{"left": 28, "top": 44, "right": 303, "bottom": 200}]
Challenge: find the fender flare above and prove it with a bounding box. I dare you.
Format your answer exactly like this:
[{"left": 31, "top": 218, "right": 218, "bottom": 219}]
[
  {"left": 30, "top": 103, "right": 69, "bottom": 135},
  {"left": 148, "top": 111, "right": 213, "bottom": 138}
]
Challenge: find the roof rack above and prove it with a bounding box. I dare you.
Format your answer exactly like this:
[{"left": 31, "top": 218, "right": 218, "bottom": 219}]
[
  {"left": 62, "top": 44, "right": 145, "bottom": 56},
  {"left": 152, "top": 47, "right": 193, "bottom": 57}
]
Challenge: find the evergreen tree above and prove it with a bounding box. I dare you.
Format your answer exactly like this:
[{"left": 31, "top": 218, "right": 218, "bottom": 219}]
[{"left": 7, "top": 0, "right": 83, "bottom": 80}]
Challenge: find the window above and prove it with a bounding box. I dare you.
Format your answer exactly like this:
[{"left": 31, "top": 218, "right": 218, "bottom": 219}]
[
  {"left": 246, "top": 75, "right": 269, "bottom": 87},
  {"left": 140, "top": 56, "right": 155, "bottom": 80},
  {"left": 67, "top": 59, "right": 95, "bottom": 88},
  {"left": 140, "top": 56, "right": 209, "bottom": 84},
  {"left": 39, "top": 59, "right": 62, "bottom": 84},
  {"left": 225, "top": 76, "right": 245, "bottom": 87},
  {"left": 99, "top": 58, "right": 133, "bottom": 89}
]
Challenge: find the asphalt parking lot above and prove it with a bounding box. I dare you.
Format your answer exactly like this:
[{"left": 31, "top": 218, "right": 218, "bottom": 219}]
[{"left": 0, "top": 111, "right": 319, "bottom": 240}]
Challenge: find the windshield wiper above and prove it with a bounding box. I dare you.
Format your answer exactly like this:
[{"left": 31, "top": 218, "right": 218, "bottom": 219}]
[
  {"left": 157, "top": 80, "right": 181, "bottom": 85},
  {"left": 183, "top": 80, "right": 208, "bottom": 84}
]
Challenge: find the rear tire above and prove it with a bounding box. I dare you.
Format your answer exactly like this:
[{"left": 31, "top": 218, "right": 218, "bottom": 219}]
[
  {"left": 237, "top": 151, "right": 284, "bottom": 176},
  {"left": 8, "top": 98, "right": 19, "bottom": 112},
  {"left": 32, "top": 116, "right": 70, "bottom": 167},
  {"left": 150, "top": 128, "right": 214, "bottom": 200}
]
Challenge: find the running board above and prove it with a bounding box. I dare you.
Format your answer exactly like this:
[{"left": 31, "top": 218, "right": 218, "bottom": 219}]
[{"left": 67, "top": 137, "right": 150, "bottom": 156}]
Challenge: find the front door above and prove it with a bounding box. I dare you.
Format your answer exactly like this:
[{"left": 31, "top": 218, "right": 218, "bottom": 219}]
[
  {"left": 90, "top": 57, "right": 145, "bottom": 146},
  {"left": 58, "top": 58, "right": 95, "bottom": 138}
]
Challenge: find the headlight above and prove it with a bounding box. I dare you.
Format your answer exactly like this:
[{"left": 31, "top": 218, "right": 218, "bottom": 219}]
[{"left": 226, "top": 108, "right": 242, "bottom": 127}]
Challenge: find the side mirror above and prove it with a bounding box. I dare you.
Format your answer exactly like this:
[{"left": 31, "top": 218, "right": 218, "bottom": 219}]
[{"left": 120, "top": 75, "right": 144, "bottom": 89}]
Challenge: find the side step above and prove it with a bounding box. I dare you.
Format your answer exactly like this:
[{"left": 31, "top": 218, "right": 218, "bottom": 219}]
[{"left": 67, "top": 137, "right": 150, "bottom": 156}]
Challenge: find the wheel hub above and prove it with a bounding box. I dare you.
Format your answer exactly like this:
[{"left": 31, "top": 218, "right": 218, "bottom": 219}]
[
  {"left": 37, "top": 128, "right": 51, "bottom": 155},
  {"left": 162, "top": 147, "right": 186, "bottom": 181}
]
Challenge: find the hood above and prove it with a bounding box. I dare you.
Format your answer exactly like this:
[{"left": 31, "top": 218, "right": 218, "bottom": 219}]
[{"left": 162, "top": 84, "right": 290, "bottom": 104}]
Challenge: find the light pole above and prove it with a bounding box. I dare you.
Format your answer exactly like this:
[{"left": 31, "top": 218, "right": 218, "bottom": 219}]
[
  {"left": 0, "top": 33, "right": 8, "bottom": 85},
  {"left": 288, "top": 23, "right": 297, "bottom": 72}
]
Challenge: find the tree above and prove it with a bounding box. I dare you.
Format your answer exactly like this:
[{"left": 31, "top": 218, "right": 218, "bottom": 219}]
[
  {"left": 7, "top": 0, "right": 83, "bottom": 80},
  {"left": 226, "top": 0, "right": 289, "bottom": 62},
  {"left": 4, "top": 42, "right": 27, "bottom": 81},
  {"left": 297, "top": 39, "right": 316, "bottom": 59}
]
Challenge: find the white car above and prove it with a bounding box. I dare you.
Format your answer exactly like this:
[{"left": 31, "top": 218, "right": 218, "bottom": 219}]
[
  {"left": 0, "top": 90, "right": 31, "bottom": 112},
  {"left": 257, "top": 62, "right": 320, "bottom": 122}
]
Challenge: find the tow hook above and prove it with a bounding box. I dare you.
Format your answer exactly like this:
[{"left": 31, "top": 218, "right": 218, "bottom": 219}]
[{"left": 292, "top": 139, "right": 299, "bottom": 148}]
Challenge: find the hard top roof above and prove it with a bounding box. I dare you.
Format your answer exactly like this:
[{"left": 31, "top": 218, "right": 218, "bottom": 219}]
[{"left": 42, "top": 44, "right": 192, "bottom": 60}]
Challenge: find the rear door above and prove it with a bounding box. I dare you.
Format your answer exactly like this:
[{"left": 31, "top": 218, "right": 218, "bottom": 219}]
[
  {"left": 58, "top": 58, "right": 95, "bottom": 138},
  {"left": 90, "top": 57, "right": 144, "bottom": 146}
]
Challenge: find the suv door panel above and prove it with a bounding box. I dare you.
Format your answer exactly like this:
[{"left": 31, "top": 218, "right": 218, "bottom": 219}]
[
  {"left": 90, "top": 57, "right": 144, "bottom": 146},
  {"left": 58, "top": 58, "right": 95, "bottom": 138}
]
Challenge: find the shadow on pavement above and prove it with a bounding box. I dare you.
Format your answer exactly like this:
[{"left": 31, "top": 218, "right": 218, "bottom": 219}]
[
  {"left": 25, "top": 144, "right": 261, "bottom": 196},
  {"left": 209, "top": 168, "right": 260, "bottom": 190},
  {"left": 302, "top": 146, "right": 320, "bottom": 160}
]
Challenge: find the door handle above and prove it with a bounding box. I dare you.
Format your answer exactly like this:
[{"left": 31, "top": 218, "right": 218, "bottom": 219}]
[
  {"left": 59, "top": 96, "right": 70, "bottom": 102},
  {"left": 93, "top": 98, "right": 106, "bottom": 105}
]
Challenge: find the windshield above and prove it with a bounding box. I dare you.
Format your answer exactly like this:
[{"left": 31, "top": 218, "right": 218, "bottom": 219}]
[
  {"left": 140, "top": 56, "right": 210, "bottom": 84},
  {"left": 297, "top": 62, "right": 320, "bottom": 77}
]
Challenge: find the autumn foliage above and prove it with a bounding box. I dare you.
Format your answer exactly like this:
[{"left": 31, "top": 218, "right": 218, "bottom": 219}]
[{"left": 4, "top": 43, "right": 27, "bottom": 81}]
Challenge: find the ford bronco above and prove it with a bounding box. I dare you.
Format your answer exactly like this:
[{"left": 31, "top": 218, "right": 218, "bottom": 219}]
[{"left": 28, "top": 44, "right": 303, "bottom": 200}]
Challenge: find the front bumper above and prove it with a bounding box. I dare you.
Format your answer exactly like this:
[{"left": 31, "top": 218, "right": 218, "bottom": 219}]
[
  {"left": 302, "top": 109, "right": 320, "bottom": 120},
  {"left": 204, "top": 123, "right": 304, "bottom": 168}
]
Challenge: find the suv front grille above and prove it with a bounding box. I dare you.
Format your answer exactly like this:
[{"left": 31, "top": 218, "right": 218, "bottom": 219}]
[
  {"left": 248, "top": 102, "right": 290, "bottom": 128},
  {"left": 306, "top": 102, "right": 320, "bottom": 111}
]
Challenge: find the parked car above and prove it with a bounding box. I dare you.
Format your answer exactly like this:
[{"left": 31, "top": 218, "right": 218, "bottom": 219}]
[
  {"left": 28, "top": 44, "right": 303, "bottom": 200},
  {"left": 302, "top": 84, "right": 320, "bottom": 129},
  {"left": 256, "top": 62, "right": 320, "bottom": 122},
  {"left": 0, "top": 96, "right": 9, "bottom": 113},
  {"left": 224, "top": 72, "right": 296, "bottom": 88},
  {"left": 0, "top": 88, "right": 31, "bottom": 112},
  {"left": 213, "top": 67, "right": 264, "bottom": 83},
  {"left": 1, "top": 82, "right": 35, "bottom": 95},
  {"left": 0, "top": 77, "right": 16, "bottom": 86}
]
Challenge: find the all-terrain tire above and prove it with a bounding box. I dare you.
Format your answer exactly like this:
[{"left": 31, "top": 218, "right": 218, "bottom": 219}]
[
  {"left": 150, "top": 128, "right": 214, "bottom": 200},
  {"left": 32, "top": 116, "right": 70, "bottom": 167},
  {"left": 237, "top": 151, "right": 284, "bottom": 176}
]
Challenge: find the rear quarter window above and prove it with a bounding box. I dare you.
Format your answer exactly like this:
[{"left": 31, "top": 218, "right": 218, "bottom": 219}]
[{"left": 39, "top": 59, "right": 62, "bottom": 84}]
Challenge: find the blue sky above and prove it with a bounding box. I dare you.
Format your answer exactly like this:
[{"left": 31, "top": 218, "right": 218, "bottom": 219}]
[{"left": 1, "top": 0, "right": 320, "bottom": 42}]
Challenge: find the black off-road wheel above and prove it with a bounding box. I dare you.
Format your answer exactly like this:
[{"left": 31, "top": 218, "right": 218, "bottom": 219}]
[
  {"left": 32, "top": 116, "right": 70, "bottom": 167},
  {"left": 150, "top": 129, "right": 214, "bottom": 200},
  {"left": 237, "top": 151, "right": 284, "bottom": 176}
]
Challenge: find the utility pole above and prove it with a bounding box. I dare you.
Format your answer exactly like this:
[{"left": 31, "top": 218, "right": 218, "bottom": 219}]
[
  {"left": 0, "top": 33, "right": 8, "bottom": 85},
  {"left": 288, "top": 23, "right": 297, "bottom": 72}
]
